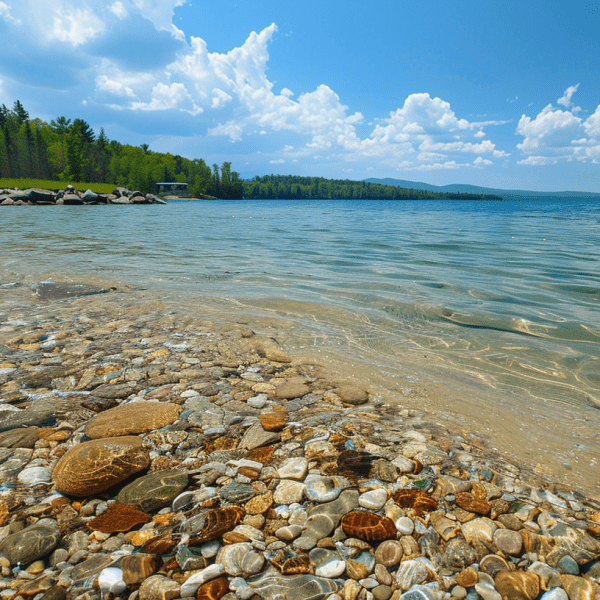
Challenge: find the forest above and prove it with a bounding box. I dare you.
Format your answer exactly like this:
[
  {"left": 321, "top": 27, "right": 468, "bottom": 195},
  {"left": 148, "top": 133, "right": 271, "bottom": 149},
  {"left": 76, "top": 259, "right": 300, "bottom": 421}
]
[{"left": 0, "top": 101, "right": 501, "bottom": 201}]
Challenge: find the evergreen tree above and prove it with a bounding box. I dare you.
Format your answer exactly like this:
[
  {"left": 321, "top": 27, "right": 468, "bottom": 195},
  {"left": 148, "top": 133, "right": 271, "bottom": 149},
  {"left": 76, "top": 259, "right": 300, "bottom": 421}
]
[{"left": 13, "top": 100, "right": 29, "bottom": 126}]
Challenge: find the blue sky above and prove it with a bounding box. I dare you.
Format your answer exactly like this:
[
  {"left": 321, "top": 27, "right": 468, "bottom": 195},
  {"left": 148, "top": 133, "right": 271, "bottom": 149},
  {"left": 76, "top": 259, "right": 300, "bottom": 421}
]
[{"left": 1, "top": 0, "right": 599, "bottom": 191}]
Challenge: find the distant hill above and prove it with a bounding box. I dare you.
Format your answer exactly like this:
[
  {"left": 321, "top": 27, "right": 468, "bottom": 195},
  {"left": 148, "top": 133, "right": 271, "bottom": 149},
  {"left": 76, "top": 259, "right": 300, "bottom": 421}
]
[{"left": 365, "top": 178, "right": 600, "bottom": 200}]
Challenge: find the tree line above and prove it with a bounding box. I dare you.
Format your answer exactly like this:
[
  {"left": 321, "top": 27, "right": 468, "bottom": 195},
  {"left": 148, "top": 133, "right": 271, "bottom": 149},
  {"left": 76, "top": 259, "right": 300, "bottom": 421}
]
[
  {"left": 242, "top": 174, "right": 502, "bottom": 200},
  {"left": 0, "top": 101, "right": 243, "bottom": 198},
  {"left": 0, "top": 100, "right": 501, "bottom": 201}
]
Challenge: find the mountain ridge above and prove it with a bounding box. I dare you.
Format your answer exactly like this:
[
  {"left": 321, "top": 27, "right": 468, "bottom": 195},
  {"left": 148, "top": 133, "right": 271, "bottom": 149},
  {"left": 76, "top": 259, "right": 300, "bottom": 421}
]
[{"left": 364, "top": 178, "right": 600, "bottom": 198}]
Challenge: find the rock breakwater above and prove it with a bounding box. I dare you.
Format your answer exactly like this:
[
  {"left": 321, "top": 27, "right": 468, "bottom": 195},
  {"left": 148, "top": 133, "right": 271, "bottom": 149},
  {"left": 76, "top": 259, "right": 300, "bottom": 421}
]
[
  {"left": 0, "top": 186, "right": 166, "bottom": 206},
  {"left": 1, "top": 287, "right": 600, "bottom": 600}
]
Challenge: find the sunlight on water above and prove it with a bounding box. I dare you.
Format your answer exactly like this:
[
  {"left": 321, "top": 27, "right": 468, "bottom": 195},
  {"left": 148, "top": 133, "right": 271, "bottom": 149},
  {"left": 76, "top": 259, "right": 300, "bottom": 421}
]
[{"left": 2, "top": 198, "right": 600, "bottom": 492}]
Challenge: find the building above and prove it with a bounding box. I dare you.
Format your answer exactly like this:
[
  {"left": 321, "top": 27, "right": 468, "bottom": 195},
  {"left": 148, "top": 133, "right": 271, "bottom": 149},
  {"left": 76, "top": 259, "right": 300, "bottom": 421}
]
[{"left": 156, "top": 182, "right": 189, "bottom": 197}]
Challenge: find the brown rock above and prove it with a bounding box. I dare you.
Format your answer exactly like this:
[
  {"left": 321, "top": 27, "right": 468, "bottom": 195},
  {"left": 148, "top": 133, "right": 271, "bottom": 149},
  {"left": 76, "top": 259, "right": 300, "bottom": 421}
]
[
  {"left": 189, "top": 507, "right": 245, "bottom": 545},
  {"left": 334, "top": 385, "right": 369, "bottom": 406},
  {"left": 259, "top": 412, "right": 288, "bottom": 432},
  {"left": 455, "top": 491, "right": 491, "bottom": 516},
  {"left": 87, "top": 503, "right": 151, "bottom": 533},
  {"left": 490, "top": 499, "right": 510, "bottom": 520},
  {"left": 456, "top": 567, "right": 478, "bottom": 588},
  {"left": 139, "top": 575, "right": 180, "bottom": 600},
  {"left": 85, "top": 401, "right": 181, "bottom": 438},
  {"left": 393, "top": 489, "right": 438, "bottom": 514},
  {"left": 560, "top": 574, "right": 599, "bottom": 599},
  {"left": 374, "top": 540, "right": 403, "bottom": 567},
  {"left": 239, "top": 422, "right": 280, "bottom": 450},
  {"left": 494, "top": 571, "right": 540, "bottom": 600},
  {"left": 493, "top": 528, "right": 523, "bottom": 556},
  {"left": 245, "top": 492, "right": 273, "bottom": 515},
  {"left": 52, "top": 436, "right": 150, "bottom": 496},
  {"left": 121, "top": 554, "right": 160, "bottom": 585},
  {"left": 341, "top": 511, "right": 397, "bottom": 542},
  {"left": 141, "top": 533, "right": 181, "bottom": 555},
  {"left": 196, "top": 576, "right": 230, "bottom": 600},
  {"left": 275, "top": 379, "right": 311, "bottom": 399}
]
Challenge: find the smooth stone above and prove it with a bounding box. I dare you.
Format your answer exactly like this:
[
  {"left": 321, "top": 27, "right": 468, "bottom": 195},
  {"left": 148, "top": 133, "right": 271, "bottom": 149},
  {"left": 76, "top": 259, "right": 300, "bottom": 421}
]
[
  {"left": 304, "top": 474, "right": 344, "bottom": 503},
  {"left": 245, "top": 492, "right": 274, "bottom": 515},
  {"left": 274, "top": 480, "right": 306, "bottom": 504},
  {"left": 179, "top": 563, "right": 225, "bottom": 597},
  {"left": 259, "top": 411, "right": 288, "bottom": 431},
  {"left": 527, "top": 562, "right": 562, "bottom": 591},
  {"left": 87, "top": 503, "right": 151, "bottom": 532},
  {"left": 52, "top": 436, "right": 150, "bottom": 496},
  {"left": 17, "top": 466, "right": 52, "bottom": 484},
  {"left": 557, "top": 554, "right": 580, "bottom": 574},
  {"left": 276, "top": 525, "right": 303, "bottom": 542},
  {"left": 138, "top": 574, "right": 181, "bottom": 600},
  {"left": 218, "top": 542, "right": 265, "bottom": 576},
  {"left": 334, "top": 385, "right": 369, "bottom": 405},
  {"left": 121, "top": 553, "right": 160, "bottom": 585},
  {"left": 309, "top": 548, "right": 346, "bottom": 578},
  {"left": 117, "top": 471, "right": 188, "bottom": 512},
  {"left": 0, "top": 523, "right": 60, "bottom": 566},
  {"left": 247, "top": 573, "right": 340, "bottom": 600},
  {"left": 359, "top": 489, "right": 388, "bottom": 510},
  {"left": 396, "top": 516, "right": 415, "bottom": 536},
  {"left": 396, "top": 559, "right": 436, "bottom": 591},
  {"left": 98, "top": 568, "right": 127, "bottom": 596},
  {"left": 493, "top": 528, "right": 523, "bottom": 555},
  {"left": 196, "top": 576, "right": 230, "bottom": 600},
  {"left": 85, "top": 401, "right": 181, "bottom": 438},
  {"left": 219, "top": 481, "right": 256, "bottom": 503},
  {"left": 277, "top": 457, "right": 309, "bottom": 480},
  {"left": 374, "top": 540, "right": 403, "bottom": 567},
  {"left": 239, "top": 422, "right": 280, "bottom": 450},
  {"left": 479, "top": 555, "right": 509, "bottom": 577},
  {"left": 295, "top": 490, "right": 360, "bottom": 549},
  {"left": 429, "top": 512, "right": 460, "bottom": 541},
  {"left": 560, "top": 574, "right": 598, "bottom": 600},
  {"left": 71, "top": 555, "right": 115, "bottom": 581},
  {"left": 372, "top": 584, "right": 393, "bottom": 600},
  {"left": 275, "top": 380, "right": 311, "bottom": 399},
  {"left": 494, "top": 571, "right": 540, "bottom": 600},
  {"left": 474, "top": 581, "right": 502, "bottom": 600},
  {"left": 397, "top": 584, "right": 438, "bottom": 599}
]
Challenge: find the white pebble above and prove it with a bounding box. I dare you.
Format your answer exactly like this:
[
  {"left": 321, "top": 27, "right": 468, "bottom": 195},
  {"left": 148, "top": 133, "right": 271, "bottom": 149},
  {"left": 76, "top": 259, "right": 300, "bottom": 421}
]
[
  {"left": 359, "top": 489, "right": 388, "bottom": 510},
  {"left": 315, "top": 559, "right": 346, "bottom": 578},
  {"left": 179, "top": 564, "right": 225, "bottom": 597},
  {"left": 98, "top": 568, "right": 126, "bottom": 596},
  {"left": 396, "top": 516, "right": 415, "bottom": 535}
]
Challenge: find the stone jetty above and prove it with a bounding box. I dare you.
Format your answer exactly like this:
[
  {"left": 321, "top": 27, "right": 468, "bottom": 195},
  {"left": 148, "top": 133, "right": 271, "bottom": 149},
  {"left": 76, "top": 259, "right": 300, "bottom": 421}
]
[
  {"left": 0, "top": 186, "right": 166, "bottom": 205},
  {"left": 1, "top": 286, "right": 600, "bottom": 600}
]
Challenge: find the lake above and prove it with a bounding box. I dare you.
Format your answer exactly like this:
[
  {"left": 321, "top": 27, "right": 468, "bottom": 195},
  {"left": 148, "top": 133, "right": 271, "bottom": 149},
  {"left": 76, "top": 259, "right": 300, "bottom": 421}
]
[{"left": 1, "top": 198, "right": 599, "bottom": 494}]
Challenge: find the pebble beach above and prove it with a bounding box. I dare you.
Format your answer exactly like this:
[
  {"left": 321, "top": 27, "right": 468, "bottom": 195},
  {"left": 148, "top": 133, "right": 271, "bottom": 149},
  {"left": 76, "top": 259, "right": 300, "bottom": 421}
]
[{"left": 1, "top": 283, "right": 600, "bottom": 600}]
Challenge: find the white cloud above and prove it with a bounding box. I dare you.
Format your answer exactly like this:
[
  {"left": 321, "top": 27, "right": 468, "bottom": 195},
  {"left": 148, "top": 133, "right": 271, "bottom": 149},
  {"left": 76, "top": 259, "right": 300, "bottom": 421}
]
[
  {"left": 211, "top": 88, "right": 232, "bottom": 109},
  {"left": 52, "top": 7, "right": 105, "bottom": 46},
  {"left": 516, "top": 93, "right": 600, "bottom": 164},
  {"left": 108, "top": 1, "right": 127, "bottom": 19},
  {"left": 131, "top": 82, "right": 202, "bottom": 115},
  {"left": 557, "top": 83, "right": 580, "bottom": 108},
  {"left": 96, "top": 75, "right": 137, "bottom": 98},
  {"left": 474, "top": 130, "right": 486, "bottom": 138},
  {"left": 270, "top": 158, "right": 285, "bottom": 164},
  {"left": 474, "top": 156, "right": 493, "bottom": 167},
  {"left": 0, "top": 1, "right": 20, "bottom": 25}
]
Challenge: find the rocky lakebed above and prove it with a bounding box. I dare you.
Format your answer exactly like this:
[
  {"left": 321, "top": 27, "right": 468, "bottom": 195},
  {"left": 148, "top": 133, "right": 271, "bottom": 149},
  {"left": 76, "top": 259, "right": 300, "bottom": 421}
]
[{"left": 1, "top": 284, "right": 600, "bottom": 600}]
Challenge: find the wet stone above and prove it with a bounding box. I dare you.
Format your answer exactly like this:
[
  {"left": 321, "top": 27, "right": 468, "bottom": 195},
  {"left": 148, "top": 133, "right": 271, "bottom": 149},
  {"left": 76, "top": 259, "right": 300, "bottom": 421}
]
[
  {"left": 374, "top": 540, "right": 403, "bottom": 567},
  {"left": 121, "top": 553, "right": 160, "bottom": 585},
  {"left": 493, "top": 528, "right": 523, "bottom": 555},
  {"left": 247, "top": 573, "right": 340, "bottom": 600},
  {"left": 117, "top": 470, "right": 188, "bottom": 512},
  {"left": 0, "top": 523, "right": 60, "bottom": 566},
  {"left": 341, "top": 511, "right": 397, "bottom": 542},
  {"left": 71, "top": 555, "right": 115, "bottom": 581},
  {"left": 196, "top": 576, "right": 230, "bottom": 600},
  {"left": 51, "top": 435, "right": 150, "bottom": 496},
  {"left": 494, "top": 571, "right": 540, "bottom": 600},
  {"left": 87, "top": 503, "right": 151, "bottom": 533},
  {"left": 239, "top": 422, "right": 280, "bottom": 450},
  {"left": 219, "top": 481, "right": 256, "bottom": 504},
  {"left": 85, "top": 401, "right": 182, "bottom": 438},
  {"left": 139, "top": 574, "right": 181, "bottom": 600}
]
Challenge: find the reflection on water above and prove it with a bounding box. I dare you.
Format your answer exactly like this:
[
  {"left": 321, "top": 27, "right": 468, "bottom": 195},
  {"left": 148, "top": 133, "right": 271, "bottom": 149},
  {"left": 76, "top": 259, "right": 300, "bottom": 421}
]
[{"left": 1, "top": 198, "right": 600, "bottom": 491}]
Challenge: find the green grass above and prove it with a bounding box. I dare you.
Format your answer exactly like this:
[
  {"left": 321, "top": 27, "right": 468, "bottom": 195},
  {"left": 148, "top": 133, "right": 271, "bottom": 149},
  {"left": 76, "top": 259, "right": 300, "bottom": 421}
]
[{"left": 0, "top": 178, "right": 116, "bottom": 194}]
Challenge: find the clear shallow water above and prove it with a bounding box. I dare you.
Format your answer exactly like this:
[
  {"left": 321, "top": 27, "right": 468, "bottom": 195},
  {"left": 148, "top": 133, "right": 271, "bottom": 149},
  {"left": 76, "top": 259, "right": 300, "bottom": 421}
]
[{"left": 2, "top": 198, "right": 600, "bottom": 491}]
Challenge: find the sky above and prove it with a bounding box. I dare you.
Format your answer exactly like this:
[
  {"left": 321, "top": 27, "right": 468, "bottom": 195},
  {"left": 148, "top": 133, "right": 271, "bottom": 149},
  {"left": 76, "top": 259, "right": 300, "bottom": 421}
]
[{"left": 0, "top": 0, "right": 599, "bottom": 192}]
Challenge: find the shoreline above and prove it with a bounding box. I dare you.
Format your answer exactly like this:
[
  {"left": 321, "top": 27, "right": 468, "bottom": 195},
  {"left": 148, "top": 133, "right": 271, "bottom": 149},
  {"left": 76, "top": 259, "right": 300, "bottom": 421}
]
[{"left": 1, "top": 285, "right": 600, "bottom": 599}]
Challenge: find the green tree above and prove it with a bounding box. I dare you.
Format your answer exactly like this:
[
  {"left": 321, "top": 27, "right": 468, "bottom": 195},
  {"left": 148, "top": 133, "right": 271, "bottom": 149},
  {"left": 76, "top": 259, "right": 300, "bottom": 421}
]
[{"left": 13, "top": 100, "right": 29, "bottom": 126}]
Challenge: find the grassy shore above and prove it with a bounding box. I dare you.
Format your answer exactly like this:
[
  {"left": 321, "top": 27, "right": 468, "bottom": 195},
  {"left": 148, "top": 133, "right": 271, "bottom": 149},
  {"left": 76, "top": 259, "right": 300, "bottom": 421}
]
[{"left": 0, "top": 178, "right": 116, "bottom": 194}]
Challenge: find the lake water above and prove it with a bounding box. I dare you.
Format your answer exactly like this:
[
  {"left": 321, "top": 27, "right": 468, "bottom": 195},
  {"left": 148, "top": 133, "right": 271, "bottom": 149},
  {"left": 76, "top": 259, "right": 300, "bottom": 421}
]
[{"left": 1, "top": 198, "right": 599, "bottom": 494}]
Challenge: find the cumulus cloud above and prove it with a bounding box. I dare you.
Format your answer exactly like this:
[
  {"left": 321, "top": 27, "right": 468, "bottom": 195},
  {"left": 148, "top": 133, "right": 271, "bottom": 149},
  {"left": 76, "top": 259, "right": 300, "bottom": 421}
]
[
  {"left": 52, "top": 7, "right": 105, "bottom": 45},
  {"left": 557, "top": 83, "right": 580, "bottom": 108},
  {"left": 108, "top": 2, "right": 127, "bottom": 19},
  {"left": 131, "top": 82, "right": 202, "bottom": 115},
  {"left": 516, "top": 87, "right": 600, "bottom": 164}
]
